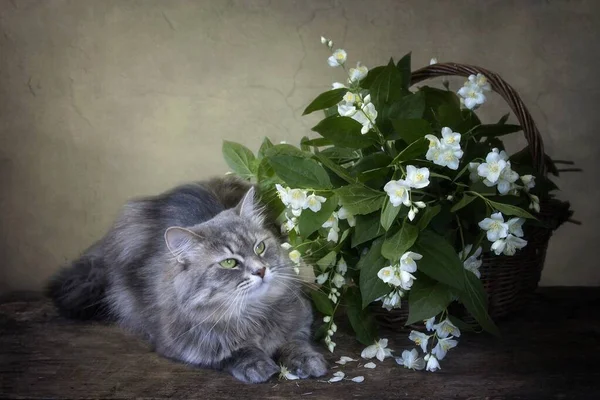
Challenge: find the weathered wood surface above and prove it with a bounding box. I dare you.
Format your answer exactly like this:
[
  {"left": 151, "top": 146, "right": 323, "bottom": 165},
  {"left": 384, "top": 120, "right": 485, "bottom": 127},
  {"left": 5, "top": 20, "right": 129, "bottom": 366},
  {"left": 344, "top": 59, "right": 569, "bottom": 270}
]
[{"left": 1, "top": 288, "right": 598, "bottom": 399}]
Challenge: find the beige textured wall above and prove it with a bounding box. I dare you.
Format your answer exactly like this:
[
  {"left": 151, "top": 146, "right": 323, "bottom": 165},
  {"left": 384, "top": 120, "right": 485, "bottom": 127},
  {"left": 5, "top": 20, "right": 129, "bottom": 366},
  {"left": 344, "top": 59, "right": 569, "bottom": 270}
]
[{"left": 1, "top": 0, "right": 599, "bottom": 294}]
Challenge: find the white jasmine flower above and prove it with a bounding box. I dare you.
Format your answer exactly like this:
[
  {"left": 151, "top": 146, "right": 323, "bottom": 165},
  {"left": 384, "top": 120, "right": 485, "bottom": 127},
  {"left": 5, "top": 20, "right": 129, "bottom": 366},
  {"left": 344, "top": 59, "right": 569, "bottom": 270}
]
[
  {"left": 409, "top": 330, "right": 430, "bottom": 353},
  {"left": 413, "top": 201, "right": 426, "bottom": 209},
  {"left": 332, "top": 273, "right": 345, "bottom": 288},
  {"left": 491, "top": 234, "right": 527, "bottom": 256},
  {"left": 521, "top": 175, "right": 536, "bottom": 191},
  {"left": 432, "top": 337, "right": 458, "bottom": 360},
  {"left": 396, "top": 348, "right": 426, "bottom": 371},
  {"left": 328, "top": 371, "right": 345, "bottom": 382},
  {"left": 405, "top": 165, "right": 431, "bottom": 189},
  {"left": 288, "top": 189, "right": 308, "bottom": 210},
  {"left": 355, "top": 102, "right": 377, "bottom": 134},
  {"left": 348, "top": 62, "right": 368, "bottom": 82},
  {"left": 468, "top": 73, "right": 492, "bottom": 92},
  {"left": 529, "top": 194, "right": 541, "bottom": 212},
  {"left": 351, "top": 376, "right": 365, "bottom": 383},
  {"left": 320, "top": 36, "right": 327, "bottom": 44},
  {"left": 361, "top": 339, "right": 393, "bottom": 362},
  {"left": 384, "top": 179, "right": 411, "bottom": 207},
  {"left": 323, "top": 316, "right": 331, "bottom": 323},
  {"left": 332, "top": 82, "right": 347, "bottom": 89},
  {"left": 424, "top": 354, "right": 441, "bottom": 372},
  {"left": 343, "top": 91, "right": 358, "bottom": 104},
  {"left": 429, "top": 57, "right": 438, "bottom": 65},
  {"left": 468, "top": 162, "right": 481, "bottom": 182},
  {"left": 327, "top": 40, "right": 333, "bottom": 49},
  {"left": 507, "top": 218, "right": 525, "bottom": 237},
  {"left": 279, "top": 365, "right": 299, "bottom": 380},
  {"left": 440, "top": 146, "right": 464, "bottom": 170},
  {"left": 328, "top": 292, "right": 338, "bottom": 304},
  {"left": 328, "top": 49, "right": 347, "bottom": 67},
  {"left": 425, "top": 134, "right": 443, "bottom": 162},
  {"left": 425, "top": 317, "right": 436, "bottom": 331},
  {"left": 408, "top": 208, "right": 417, "bottom": 222},
  {"left": 381, "top": 291, "right": 401, "bottom": 311},
  {"left": 337, "top": 102, "right": 357, "bottom": 117},
  {"left": 459, "top": 244, "right": 483, "bottom": 278},
  {"left": 478, "top": 212, "right": 509, "bottom": 241},
  {"left": 331, "top": 323, "right": 337, "bottom": 333},
  {"left": 485, "top": 163, "right": 519, "bottom": 195},
  {"left": 281, "top": 215, "right": 298, "bottom": 234},
  {"left": 400, "top": 251, "right": 423, "bottom": 273},
  {"left": 399, "top": 270, "right": 417, "bottom": 290},
  {"left": 478, "top": 150, "right": 508, "bottom": 183},
  {"left": 327, "top": 227, "right": 339, "bottom": 242},
  {"left": 316, "top": 273, "right": 328, "bottom": 285},
  {"left": 304, "top": 193, "right": 327, "bottom": 212},
  {"left": 337, "top": 206, "right": 356, "bottom": 227},
  {"left": 280, "top": 242, "right": 292, "bottom": 250},
  {"left": 433, "top": 318, "right": 461, "bottom": 339},
  {"left": 458, "top": 83, "right": 486, "bottom": 109},
  {"left": 377, "top": 266, "right": 401, "bottom": 287},
  {"left": 335, "top": 356, "right": 357, "bottom": 365},
  {"left": 336, "top": 257, "right": 348, "bottom": 275},
  {"left": 289, "top": 250, "right": 301, "bottom": 264},
  {"left": 364, "top": 362, "right": 376, "bottom": 369},
  {"left": 441, "top": 127, "right": 461, "bottom": 150},
  {"left": 275, "top": 184, "right": 291, "bottom": 206},
  {"left": 322, "top": 212, "right": 340, "bottom": 243}
]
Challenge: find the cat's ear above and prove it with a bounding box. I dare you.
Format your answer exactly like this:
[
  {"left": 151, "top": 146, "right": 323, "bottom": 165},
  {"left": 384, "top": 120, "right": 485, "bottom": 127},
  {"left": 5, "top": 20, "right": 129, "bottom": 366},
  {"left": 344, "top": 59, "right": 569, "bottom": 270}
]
[
  {"left": 164, "top": 227, "right": 199, "bottom": 258},
  {"left": 235, "top": 187, "right": 264, "bottom": 224}
]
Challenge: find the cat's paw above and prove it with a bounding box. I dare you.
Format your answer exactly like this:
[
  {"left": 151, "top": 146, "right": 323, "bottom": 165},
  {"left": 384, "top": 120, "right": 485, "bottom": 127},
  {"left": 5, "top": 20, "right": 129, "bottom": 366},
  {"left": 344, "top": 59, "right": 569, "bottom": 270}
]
[
  {"left": 230, "top": 356, "right": 280, "bottom": 384},
  {"left": 282, "top": 351, "right": 328, "bottom": 379}
]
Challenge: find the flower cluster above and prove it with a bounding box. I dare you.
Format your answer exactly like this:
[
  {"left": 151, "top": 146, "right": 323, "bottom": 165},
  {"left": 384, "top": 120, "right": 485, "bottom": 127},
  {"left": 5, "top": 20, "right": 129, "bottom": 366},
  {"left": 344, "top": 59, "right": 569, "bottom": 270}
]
[
  {"left": 471, "top": 148, "right": 521, "bottom": 195},
  {"left": 457, "top": 73, "right": 491, "bottom": 110},
  {"left": 376, "top": 251, "right": 423, "bottom": 310},
  {"left": 478, "top": 212, "right": 528, "bottom": 256},
  {"left": 459, "top": 244, "right": 483, "bottom": 278},
  {"left": 425, "top": 127, "right": 464, "bottom": 170},
  {"left": 383, "top": 165, "right": 430, "bottom": 221}
]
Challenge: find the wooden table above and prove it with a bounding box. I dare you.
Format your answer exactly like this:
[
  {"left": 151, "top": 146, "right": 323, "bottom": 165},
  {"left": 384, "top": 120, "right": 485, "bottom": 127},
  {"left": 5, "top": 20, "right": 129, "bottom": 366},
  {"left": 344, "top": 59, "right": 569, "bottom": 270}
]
[{"left": 1, "top": 288, "right": 598, "bottom": 399}]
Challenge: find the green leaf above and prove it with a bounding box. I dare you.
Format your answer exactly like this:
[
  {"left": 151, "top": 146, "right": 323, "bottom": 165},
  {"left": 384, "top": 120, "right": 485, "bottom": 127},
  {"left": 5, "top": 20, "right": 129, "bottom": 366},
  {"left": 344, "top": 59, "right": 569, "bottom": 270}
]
[
  {"left": 396, "top": 52, "right": 411, "bottom": 92},
  {"left": 412, "top": 230, "right": 466, "bottom": 290},
  {"left": 222, "top": 141, "right": 256, "bottom": 179},
  {"left": 360, "top": 66, "right": 386, "bottom": 89},
  {"left": 336, "top": 184, "right": 385, "bottom": 215},
  {"left": 458, "top": 272, "right": 500, "bottom": 336},
  {"left": 471, "top": 124, "right": 522, "bottom": 139},
  {"left": 310, "top": 290, "right": 334, "bottom": 315},
  {"left": 311, "top": 116, "right": 376, "bottom": 149},
  {"left": 319, "top": 147, "right": 358, "bottom": 161},
  {"left": 352, "top": 212, "right": 385, "bottom": 247},
  {"left": 420, "top": 86, "right": 461, "bottom": 119},
  {"left": 390, "top": 119, "right": 431, "bottom": 143},
  {"left": 350, "top": 152, "right": 392, "bottom": 175},
  {"left": 497, "top": 113, "right": 510, "bottom": 125},
  {"left": 268, "top": 155, "right": 332, "bottom": 189},
  {"left": 381, "top": 221, "right": 419, "bottom": 260},
  {"left": 380, "top": 198, "right": 401, "bottom": 231},
  {"left": 406, "top": 275, "right": 455, "bottom": 325},
  {"left": 301, "top": 137, "right": 332, "bottom": 147},
  {"left": 345, "top": 287, "right": 379, "bottom": 345},
  {"left": 265, "top": 144, "right": 311, "bottom": 158},
  {"left": 486, "top": 199, "right": 537, "bottom": 219},
  {"left": 358, "top": 239, "right": 390, "bottom": 308},
  {"left": 256, "top": 157, "right": 275, "bottom": 181},
  {"left": 386, "top": 91, "right": 426, "bottom": 120},
  {"left": 298, "top": 194, "right": 339, "bottom": 237},
  {"left": 314, "top": 152, "right": 356, "bottom": 184},
  {"left": 416, "top": 204, "right": 441, "bottom": 231},
  {"left": 392, "top": 138, "right": 427, "bottom": 164},
  {"left": 303, "top": 88, "right": 347, "bottom": 115},
  {"left": 429, "top": 172, "right": 452, "bottom": 181},
  {"left": 316, "top": 250, "right": 337, "bottom": 272},
  {"left": 370, "top": 59, "right": 404, "bottom": 109},
  {"left": 450, "top": 194, "right": 477, "bottom": 212},
  {"left": 258, "top": 137, "right": 274, "bottom": 159}
]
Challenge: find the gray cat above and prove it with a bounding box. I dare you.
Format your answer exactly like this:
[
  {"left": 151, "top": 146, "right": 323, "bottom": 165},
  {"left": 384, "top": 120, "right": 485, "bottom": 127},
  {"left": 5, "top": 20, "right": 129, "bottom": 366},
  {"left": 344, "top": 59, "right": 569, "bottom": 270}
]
[{"left": 47, "top": 177, "right": 327, "bottom": 383}]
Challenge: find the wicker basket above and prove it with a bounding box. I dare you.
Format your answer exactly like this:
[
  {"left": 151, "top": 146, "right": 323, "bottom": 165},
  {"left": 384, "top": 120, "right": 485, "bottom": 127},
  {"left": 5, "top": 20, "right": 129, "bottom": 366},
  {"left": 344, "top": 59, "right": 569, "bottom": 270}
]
[{"left": 372, "top": 63, "right": 571, "bottom": 329}]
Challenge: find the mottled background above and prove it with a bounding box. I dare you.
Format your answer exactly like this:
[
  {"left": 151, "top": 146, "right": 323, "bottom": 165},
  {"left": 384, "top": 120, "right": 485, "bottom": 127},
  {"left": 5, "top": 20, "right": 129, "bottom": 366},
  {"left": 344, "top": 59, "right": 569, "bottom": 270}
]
[{"left": 0, "top": 0, "right": 598, "bottom": 294}]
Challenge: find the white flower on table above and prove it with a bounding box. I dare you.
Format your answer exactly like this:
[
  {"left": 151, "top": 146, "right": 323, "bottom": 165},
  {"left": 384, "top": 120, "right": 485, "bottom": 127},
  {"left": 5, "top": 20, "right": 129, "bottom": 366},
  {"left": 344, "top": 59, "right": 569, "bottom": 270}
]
[
  {"left": 328, "top": 49, "right": 347, "bottom": 67},
  {"left": 478, "top": 149, "right": 508, "bottom": 183},
  {"left": 409, "top": 330, "right": 431, "bottom": 353},
  {"left": 433, "top": 318, "right": 461, "bottom": 339},
  {"left": 337, "top": 206, "right": 356, "bottom": 227},
  {"left": 424, "top": 354, "right": 441, "bottom": 372},
  {"left": 406, "top": 165, "right": 431, "bottom": 189},
  {"left": 279, "top": 365, "right": 299, "bottom": 380},
  {"left": 432, "top": 337, "right": 458, "bottom": 360},
  {"left": 328, "top": 371, "right": 345, "bottom": 382},
  {"left": 478, "top": 212, "right": 509, "bottom": 241},
  {"left": 396, "top": 348, "right": 426, "bottom": 370},
  {"left": 348, "top": 62, "right": 369, "bottom": 82},
  {"left": 304, "top": 193, "right": 327, "bottom": 212},
  {"left": 351, "top": 376, "right": 365, "bottom": 383},
  {"left": 361, "top": 338, "right": 393, "bottom": 362},
  {"left": 400, "top": 251, "right": 422, "bottom": 273},
  {"left": 335, "top": 356, "right": 357, "bottom": 365},
  {"left": 363, "top": 362, "right": 376, "bottom": 369},
  {"left": 384, "top": 179, "right": 411, "bottom": 207},
  {"left": 459, "top": 244, "right": 483, "bottom": 278},
  {"left": 491, "top": 234, "right": 528, "bottom": 256}
]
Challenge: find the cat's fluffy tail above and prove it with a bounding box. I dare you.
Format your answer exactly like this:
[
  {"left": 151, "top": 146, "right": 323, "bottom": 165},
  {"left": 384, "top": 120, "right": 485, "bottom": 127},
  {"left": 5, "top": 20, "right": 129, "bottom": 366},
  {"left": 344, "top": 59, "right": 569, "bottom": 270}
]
[{"left": 46, "top": 254, "right": 110, "bottom": 320}]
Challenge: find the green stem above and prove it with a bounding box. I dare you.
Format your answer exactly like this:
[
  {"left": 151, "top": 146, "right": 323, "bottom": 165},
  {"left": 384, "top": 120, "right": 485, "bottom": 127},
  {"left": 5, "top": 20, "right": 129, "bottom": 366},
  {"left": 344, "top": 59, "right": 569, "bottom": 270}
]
[{"left": 456, "top": 215, "right": 466, "bottom": 258}]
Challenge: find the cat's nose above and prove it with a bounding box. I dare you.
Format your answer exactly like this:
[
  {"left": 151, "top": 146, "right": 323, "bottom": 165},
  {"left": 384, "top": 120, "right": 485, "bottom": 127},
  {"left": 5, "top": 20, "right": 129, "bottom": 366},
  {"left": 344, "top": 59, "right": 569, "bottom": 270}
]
[{"left": 253, "top": 267, "right": 267, "bottom": 279}]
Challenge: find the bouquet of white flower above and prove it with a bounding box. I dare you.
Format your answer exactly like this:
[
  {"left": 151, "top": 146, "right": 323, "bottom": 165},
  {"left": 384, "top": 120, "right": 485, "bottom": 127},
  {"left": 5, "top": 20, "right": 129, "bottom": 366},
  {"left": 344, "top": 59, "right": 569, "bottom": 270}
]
[{"left": 222, "top": 37, "right": 574, "bottom": 371}]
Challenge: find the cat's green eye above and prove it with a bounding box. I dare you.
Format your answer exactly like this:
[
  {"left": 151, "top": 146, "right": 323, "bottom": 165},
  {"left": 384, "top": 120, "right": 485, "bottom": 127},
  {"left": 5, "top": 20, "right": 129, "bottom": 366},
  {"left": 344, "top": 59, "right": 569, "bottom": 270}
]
[
  {"left": 254, "top": 241, "right": 266, "bottom": 255},
  {"left": 219, "top": 258, "right": 238, "bottom": 269}
]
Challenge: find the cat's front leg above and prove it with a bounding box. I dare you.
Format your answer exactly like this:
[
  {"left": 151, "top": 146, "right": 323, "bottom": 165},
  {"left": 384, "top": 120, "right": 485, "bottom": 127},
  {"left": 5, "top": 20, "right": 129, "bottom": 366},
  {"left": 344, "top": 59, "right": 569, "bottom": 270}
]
[
  {"left": 222, "top": 347, "right": 280, "bottom": 384},
  {"left": 277, "top": 339, "right": 328, "bottom": 379}
]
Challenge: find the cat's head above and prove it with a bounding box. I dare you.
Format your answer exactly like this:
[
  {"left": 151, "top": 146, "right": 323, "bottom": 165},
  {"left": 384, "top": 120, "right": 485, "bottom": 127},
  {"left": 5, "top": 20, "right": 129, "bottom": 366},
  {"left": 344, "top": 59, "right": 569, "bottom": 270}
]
[{"left": 163, "top": 187, "right": 296, "bottom": 314}]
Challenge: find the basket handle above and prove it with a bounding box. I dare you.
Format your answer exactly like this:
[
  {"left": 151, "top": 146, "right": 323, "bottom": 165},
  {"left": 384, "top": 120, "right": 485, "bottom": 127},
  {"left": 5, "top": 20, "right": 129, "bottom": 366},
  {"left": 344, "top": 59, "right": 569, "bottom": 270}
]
[{"left": 410, "top": 63, "right": 547, "bottom": 176}]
